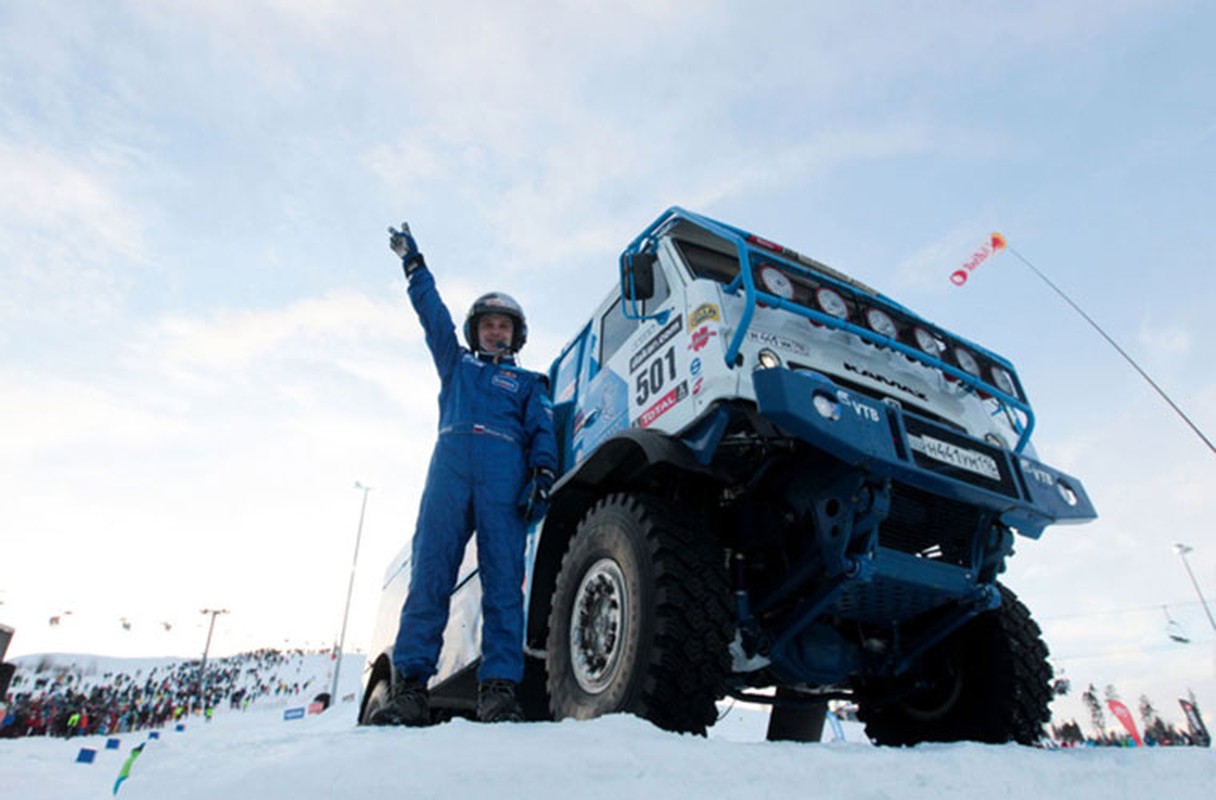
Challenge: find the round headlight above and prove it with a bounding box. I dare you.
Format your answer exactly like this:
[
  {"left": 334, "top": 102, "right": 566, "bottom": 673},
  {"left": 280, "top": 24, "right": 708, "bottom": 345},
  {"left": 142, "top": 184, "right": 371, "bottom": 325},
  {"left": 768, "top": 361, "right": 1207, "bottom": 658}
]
[
  {"left": 864, "top": 307, "right": 898, "bottom": 338},
  {"left": 955, "top": 348, "right": 981, "bottom": 377},
  {"left": 913, "top": 327, "right": 942, "bottom": 355},
  {"left": 812, "top": 392, "right": 840, "bottom": 420},
  {"left": 815, "top": 287, "right": 849, "bottom": 319},
  {"left": 991, "top": 366, "right": 1016, "bottom": 396},
  {"left": 759, "top": 266, "right": 794, "bottom": 300},
  {"left": 756, "top": 348, "right": 782, "bottom": 370},
  {"left": 1057, "top": 480, "right": 1079, "bottom": 507}
]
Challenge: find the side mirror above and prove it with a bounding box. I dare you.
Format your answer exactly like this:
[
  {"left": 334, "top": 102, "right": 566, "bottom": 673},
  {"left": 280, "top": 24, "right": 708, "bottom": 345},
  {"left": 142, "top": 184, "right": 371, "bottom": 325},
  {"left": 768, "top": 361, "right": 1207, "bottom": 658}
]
[{"left": 621, "top": 252, "right": 656, "bottom": 302}]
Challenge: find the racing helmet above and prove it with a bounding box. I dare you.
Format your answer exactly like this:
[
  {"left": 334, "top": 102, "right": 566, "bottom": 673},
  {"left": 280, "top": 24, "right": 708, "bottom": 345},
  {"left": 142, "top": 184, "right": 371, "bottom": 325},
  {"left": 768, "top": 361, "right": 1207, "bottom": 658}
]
[{"left": 464, "top": 291, "right": 528, "bottom": 354}]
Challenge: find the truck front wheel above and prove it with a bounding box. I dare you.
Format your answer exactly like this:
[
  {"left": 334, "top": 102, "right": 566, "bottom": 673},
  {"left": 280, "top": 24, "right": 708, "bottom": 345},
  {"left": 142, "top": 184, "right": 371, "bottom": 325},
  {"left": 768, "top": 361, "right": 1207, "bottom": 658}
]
[
  {"left": 857, "top": 583, "right": 1052, "bottom": 746},
  {"left": 546, "top": 493, "right": 730, "bottom": 735}
]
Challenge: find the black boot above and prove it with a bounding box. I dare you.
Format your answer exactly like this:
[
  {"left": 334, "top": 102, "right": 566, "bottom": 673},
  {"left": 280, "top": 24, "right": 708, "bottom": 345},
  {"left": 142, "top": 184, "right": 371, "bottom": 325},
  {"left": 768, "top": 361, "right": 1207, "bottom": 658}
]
[
  {"left": 369, "top": 673, "right": 430, "bottom": 727},
  {"left": 477, "top": 679, "right": 524, "bottom": 723}
]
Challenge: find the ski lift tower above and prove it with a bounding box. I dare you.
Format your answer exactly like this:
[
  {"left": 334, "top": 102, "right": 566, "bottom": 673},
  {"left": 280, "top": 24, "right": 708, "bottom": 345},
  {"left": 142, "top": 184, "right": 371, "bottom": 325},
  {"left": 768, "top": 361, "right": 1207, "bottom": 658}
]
[
  {"left": 0, "top": 623, "right": 14, "bottom": 699},
  {"left": 1174, "top": 544, "right": 1216, "bottom": 633}
]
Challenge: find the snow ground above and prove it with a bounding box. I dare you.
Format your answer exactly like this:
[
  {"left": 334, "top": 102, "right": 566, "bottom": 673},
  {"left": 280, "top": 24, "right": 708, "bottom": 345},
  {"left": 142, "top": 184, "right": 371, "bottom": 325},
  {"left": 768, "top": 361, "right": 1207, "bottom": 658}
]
[{"left": 3, "top": 653, "right": 1213, "bottom": 799}]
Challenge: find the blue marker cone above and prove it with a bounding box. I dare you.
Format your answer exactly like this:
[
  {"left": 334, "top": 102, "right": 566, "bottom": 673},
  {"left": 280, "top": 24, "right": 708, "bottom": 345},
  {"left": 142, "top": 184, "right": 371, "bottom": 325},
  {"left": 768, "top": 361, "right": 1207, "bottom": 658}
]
[
  {"left": 106, "top": 738, "right": 121, "bottom": 750},
  {"left": 76, "top": 747, "right": 97, "bottom": 764}
]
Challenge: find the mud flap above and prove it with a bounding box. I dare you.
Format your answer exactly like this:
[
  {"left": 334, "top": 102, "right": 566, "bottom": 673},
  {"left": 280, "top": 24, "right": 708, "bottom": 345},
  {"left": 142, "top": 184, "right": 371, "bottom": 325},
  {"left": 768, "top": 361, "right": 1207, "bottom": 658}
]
[{"left": 765, "top": 687, "right": 827, "bottom": 743}]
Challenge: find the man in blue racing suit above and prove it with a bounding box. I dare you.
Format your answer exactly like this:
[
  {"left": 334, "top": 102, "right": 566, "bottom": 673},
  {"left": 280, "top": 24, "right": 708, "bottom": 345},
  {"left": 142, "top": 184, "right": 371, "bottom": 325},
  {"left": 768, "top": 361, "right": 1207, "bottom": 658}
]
[{"left": 371, "top": 223, "right": 558, "bottom": 726}]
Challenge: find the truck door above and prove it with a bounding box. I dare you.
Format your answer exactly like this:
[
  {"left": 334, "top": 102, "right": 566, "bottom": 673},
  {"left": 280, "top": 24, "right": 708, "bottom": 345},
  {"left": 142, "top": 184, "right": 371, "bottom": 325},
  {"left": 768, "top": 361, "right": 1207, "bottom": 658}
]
[{"left": 572, "top": 258, "right": 695, "bottom": 460}]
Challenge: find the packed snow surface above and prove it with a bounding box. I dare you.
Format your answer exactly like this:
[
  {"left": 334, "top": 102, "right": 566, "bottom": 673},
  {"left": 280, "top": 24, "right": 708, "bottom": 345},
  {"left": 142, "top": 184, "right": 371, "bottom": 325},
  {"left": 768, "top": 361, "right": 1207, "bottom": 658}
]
[{"left": 3, "top": 653, "right": 1213, "bottom": 799}]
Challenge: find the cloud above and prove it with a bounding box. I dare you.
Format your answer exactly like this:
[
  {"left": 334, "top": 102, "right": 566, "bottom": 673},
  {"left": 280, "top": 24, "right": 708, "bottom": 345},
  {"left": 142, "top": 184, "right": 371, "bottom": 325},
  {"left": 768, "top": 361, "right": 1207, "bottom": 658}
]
[
  {"left": 144, "top": 289, "right": 412, "bottom": 369},
  {"left": 1136, "top": 318, "right": 1192, "bottom": 359},
  {"left": 0, "top": 141, "right": 148, "bottom": 321}
]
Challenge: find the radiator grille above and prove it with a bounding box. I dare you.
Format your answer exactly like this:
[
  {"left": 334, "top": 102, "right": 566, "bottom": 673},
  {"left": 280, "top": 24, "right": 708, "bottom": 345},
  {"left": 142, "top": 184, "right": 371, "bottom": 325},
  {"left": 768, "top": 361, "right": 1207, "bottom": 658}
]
[{"left": 877, "top": 484, "right": 981, "bottom": 568}]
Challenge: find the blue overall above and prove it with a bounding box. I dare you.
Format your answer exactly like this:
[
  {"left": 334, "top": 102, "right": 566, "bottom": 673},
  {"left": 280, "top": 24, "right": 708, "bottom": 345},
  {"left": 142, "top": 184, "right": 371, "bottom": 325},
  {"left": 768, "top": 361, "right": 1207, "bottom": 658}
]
[{"left": 392, "top": 267, "right": 557, "bottom": 684}]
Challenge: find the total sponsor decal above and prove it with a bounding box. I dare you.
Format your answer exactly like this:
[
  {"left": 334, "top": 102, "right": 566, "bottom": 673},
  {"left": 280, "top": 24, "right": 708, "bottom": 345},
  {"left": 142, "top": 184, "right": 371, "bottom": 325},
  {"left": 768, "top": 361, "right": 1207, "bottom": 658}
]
[
  {"left": 688, "top": 302, "right": 720, "bottom": 328},
  {"left": 634, "top": 381, "right": 689, "bottom": 428},
  {"left": 688, "top": 325, "right": 718, "bottom": 353}
]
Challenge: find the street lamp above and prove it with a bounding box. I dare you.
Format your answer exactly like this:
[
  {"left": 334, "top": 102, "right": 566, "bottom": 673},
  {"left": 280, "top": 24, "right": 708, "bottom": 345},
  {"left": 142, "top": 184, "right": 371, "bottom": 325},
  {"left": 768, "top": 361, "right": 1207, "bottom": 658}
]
[
  {"left": 1173, "top": 543, "right": 1216, "bottom": 633},
  {"left": 198, "top": 608, "right": 229, "bottom": 710},
  {"left": 331, "top": 481, "right": 371, "bottom": 706}
]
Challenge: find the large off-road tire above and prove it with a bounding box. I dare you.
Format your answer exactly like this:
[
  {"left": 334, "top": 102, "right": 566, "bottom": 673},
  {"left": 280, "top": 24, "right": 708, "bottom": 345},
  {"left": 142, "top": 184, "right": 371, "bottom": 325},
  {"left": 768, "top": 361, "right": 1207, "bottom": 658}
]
[
  {"left": 858, "top": 583, "right": 1051, "bottom": 746},
  {"left": 545, "top": 493, "right": 731, "bottom": 735}
]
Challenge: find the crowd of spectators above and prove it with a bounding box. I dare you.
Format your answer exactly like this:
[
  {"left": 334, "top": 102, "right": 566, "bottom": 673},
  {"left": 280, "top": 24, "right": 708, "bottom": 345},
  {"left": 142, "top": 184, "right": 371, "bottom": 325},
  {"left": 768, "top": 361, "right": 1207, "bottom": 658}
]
[
  {"left": 0, "top": 648, "right": 323, "bottom": 739},
  {"left": 1047, "top": 718, "right": 1210, "bottom": 748}
]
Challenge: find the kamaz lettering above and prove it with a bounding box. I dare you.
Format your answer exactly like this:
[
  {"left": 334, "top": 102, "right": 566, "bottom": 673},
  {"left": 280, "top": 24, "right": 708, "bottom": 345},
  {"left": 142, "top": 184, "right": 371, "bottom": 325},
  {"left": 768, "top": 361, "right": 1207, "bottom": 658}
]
[{"left": 843, "top": 362, "right": 928, "bottom": 402}]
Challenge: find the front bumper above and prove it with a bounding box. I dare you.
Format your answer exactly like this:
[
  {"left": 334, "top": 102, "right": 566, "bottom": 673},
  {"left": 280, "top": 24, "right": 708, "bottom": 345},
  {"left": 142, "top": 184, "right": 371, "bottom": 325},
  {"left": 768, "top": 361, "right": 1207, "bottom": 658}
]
[{"left": 753, "top": 367, "right": 1096, "bottom": 538}]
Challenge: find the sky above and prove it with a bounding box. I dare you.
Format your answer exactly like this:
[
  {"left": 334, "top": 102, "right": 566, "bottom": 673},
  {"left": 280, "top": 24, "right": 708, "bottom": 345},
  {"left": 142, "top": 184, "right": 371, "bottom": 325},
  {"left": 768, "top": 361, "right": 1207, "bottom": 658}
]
[
  {"left": 4, "top": 653, "right": 1215, "bottom": 799},
  {"left": 2, "top": 0, "right": 1216, "bottom": 729}
]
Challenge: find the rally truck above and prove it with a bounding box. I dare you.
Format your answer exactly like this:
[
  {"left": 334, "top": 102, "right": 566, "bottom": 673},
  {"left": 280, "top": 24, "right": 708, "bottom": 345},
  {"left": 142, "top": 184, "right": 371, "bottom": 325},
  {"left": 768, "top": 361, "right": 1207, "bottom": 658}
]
[{"left": 360, "top": 207, "right": 1095, "bottom": 745}]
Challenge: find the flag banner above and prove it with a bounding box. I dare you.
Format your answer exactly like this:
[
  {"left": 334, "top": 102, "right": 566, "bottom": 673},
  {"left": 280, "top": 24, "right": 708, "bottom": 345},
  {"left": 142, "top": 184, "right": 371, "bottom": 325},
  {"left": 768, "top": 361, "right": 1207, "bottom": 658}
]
[
  {"left": 112, "top": 742, "right": 145, "bottom": 795},
  {"left": 950, "top": 233, "right": 1006, "bottom": 286},
  {"left": 283, "top": 707, "right": 306, "bottom": 721},
  {"left": 1179, "top": 698, "right": 1212, "bottom": 747},
  {"left": 106, "top": 738, "right": 121, "bottom": 750},
  {"left": 75, "top": 748, "right": 97, "bottom": 764},
  {"left": 1107, "top": 699, "right": 1143, "bottom": 746}
]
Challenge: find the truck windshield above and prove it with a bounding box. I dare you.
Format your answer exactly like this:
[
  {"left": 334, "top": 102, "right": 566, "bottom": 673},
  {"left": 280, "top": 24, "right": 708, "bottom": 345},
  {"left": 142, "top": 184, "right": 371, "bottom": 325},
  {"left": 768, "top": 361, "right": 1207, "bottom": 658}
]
[{"left": 675, "top": 239, "right": 740, "bottom": 283}]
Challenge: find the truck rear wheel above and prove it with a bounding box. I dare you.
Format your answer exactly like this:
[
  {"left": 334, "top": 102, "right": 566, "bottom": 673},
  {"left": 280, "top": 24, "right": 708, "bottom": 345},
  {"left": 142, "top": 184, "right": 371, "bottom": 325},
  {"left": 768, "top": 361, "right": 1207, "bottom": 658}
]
[
  {"left": 546, "top": 493, "right": 730, "bottom": 735},
  {"left": 858, "top": 583, "right": 1051, "bottom": 746}
]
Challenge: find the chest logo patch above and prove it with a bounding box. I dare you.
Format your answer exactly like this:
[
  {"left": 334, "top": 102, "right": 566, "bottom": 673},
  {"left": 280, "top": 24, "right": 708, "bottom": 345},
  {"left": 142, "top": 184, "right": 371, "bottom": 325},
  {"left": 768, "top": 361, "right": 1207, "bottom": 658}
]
[{"left": 492, "top": 371, "right": 521, "bottom": 393}]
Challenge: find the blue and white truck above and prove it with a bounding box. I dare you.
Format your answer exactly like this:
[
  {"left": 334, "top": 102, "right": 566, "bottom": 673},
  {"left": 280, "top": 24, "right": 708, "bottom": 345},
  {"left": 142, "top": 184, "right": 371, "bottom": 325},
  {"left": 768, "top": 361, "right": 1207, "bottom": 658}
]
[{"left": 361, "top": 207, "right": 1095, "bottom": 745}]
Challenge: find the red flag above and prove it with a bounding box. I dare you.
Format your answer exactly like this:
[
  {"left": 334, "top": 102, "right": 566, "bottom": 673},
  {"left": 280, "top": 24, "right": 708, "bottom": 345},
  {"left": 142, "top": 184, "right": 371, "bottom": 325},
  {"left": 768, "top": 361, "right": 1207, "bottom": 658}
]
[
  {"left": 1107, "top": 699, "right": 1143, "bottom": 746},
  {"left": 950, "top": 232, "right": 1007, "bottom": 286}
]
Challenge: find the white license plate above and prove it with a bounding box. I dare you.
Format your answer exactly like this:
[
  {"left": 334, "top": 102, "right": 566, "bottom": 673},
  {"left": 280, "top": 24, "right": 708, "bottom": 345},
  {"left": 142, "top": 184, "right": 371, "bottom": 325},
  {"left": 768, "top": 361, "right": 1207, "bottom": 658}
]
[{"left": 908, "top": 434, "right": 1001, "bottom": 481}]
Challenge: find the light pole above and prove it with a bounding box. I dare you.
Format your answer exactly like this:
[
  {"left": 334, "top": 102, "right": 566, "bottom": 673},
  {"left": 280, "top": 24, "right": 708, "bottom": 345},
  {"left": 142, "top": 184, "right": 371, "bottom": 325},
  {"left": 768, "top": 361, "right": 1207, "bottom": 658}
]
[
  {"left": 331, "top": 481, "right": 371, "bottom": 706},
  {"left": 198, "top": 608, "right": 229, "bottom": 711},
  {"left": 1173, "top": 543, "right": 1216, "bottom": 633}
]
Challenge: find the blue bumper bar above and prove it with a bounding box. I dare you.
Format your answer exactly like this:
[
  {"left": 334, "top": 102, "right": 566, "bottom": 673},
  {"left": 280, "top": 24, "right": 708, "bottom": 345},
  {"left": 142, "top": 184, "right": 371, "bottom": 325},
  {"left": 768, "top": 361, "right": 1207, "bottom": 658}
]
[{"left": 753, "top": 367, "right": 1096, "bottom": 538}]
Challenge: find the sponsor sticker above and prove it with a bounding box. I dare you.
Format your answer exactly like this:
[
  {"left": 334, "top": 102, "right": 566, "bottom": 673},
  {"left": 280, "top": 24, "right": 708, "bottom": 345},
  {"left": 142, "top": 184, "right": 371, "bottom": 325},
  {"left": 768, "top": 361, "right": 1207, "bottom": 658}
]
[
  {"left": 1020, "top": 458, "right": 1055, "bottom": 487},
  {"left": 629, "top": 316, "right": 683, "bottom": 373},
  {"left": 688, "top": 302, "right": 720, "bottom": 328},
  {"left": 747, "top": 328, "right": 810, "bottom": 357},
  {"left": 909, "top": 434, "right": 1001, "bottom": 481},
  {"left": 688, "top": 325, "right": 718, "bottom": 352},
  {"left": 634, "top": 381, "right": 689, "bottom": 428},
  {"left": 690, "top": 357, "right": 702, "bottom": 377}
]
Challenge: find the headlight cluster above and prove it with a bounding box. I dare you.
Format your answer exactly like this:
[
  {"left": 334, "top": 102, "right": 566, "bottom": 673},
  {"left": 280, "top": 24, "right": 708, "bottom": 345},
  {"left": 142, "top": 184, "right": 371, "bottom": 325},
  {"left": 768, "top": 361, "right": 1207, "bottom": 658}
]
[{"left": 751, "top": 261, "right": 1024, "bottom": 400}]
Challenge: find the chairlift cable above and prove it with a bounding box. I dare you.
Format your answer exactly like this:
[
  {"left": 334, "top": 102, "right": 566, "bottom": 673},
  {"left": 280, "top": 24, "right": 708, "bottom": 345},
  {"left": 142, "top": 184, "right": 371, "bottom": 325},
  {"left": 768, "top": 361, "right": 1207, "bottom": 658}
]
[{"left": 1007, "top": 244, "right": 1216, "bottom": 456}]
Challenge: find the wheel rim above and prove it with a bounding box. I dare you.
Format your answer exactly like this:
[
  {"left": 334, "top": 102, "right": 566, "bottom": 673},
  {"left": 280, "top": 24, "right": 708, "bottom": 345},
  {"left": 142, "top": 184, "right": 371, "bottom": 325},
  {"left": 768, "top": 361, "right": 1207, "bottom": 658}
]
[
  {"left": 569, "top": 557, "right": 628, "bottom": 694},
  {"left": 900, "top": 655, "right": 964, "bottom": 721}
]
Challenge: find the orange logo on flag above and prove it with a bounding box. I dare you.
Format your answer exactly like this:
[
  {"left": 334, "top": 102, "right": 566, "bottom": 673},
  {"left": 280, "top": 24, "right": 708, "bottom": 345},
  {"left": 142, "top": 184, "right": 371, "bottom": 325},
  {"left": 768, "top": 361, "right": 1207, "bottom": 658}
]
[{"left": 951, "top": 232, "right": 1007, "bottom": 286}]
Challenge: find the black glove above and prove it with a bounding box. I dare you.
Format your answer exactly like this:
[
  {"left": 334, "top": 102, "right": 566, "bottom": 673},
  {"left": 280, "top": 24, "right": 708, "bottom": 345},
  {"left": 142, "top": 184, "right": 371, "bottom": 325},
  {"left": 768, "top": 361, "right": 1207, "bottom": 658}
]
[
  {"left": 388, "top": 222, "right": 426, "bottom": 276},
  {"left": 518, "top": 467, "right": 555, "bottom": 524}
]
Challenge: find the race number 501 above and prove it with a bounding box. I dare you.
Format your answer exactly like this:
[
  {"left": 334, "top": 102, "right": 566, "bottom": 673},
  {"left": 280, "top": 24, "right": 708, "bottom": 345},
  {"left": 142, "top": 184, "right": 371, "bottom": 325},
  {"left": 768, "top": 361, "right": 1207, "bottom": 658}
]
[{"left": 636, "top": 347, "right": 677, "bottom": 405}]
